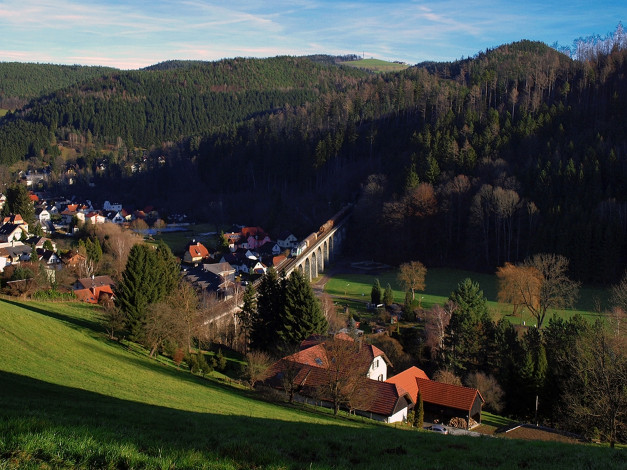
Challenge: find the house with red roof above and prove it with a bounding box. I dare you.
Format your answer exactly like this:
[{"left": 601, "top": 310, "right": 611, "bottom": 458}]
[
  {"left": 183, "top": 241, "right": 210, "bottom": 265},
  {"left": 414, "top": 377, "right": 484, "bottom": 429},
  {"left": 73, "top": 275, "right": 115, "bottom": 304},
  {"left": 386, "top": 366, "right": 430, "bottom": 404},
  {"left": 264, "top": 334, "right": 411, "bottom": 423}
]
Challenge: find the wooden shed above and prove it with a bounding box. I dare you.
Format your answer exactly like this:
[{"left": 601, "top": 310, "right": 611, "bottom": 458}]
[{"left": 415, "top": 377, "right": 484, "bottom": 429}]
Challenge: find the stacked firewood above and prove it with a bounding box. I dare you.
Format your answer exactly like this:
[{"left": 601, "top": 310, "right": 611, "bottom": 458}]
[{"left": 448, "top": 417, "right": 467, "bottom": 428}]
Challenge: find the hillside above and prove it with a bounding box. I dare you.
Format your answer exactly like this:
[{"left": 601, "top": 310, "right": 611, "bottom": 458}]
[
  {"left": 338, "top": 58, "right": 409, "bottom": 72},
  {"left": 1, "top": 299, "right": 623, "bottom": 469},
  {"left": 1, "top": 40, "right": 627, "bottom": 281},
  {"left": 0, "top": 62, "right": 117, "bottom": 109}
]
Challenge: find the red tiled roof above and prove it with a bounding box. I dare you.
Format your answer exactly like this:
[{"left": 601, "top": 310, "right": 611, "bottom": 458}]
[
  {"left": 290, "top": 365, "right": 412, "bottom": 417},
  {"left": 187, "top": 242, "right": 209, "bottom": 259},
  {"left": 241, "top": 226, "right": 266, "bottom": 238},
  {"left": 76, "top": 275, "right": 115, "bottom": 291},
  {"left": 386, "top": 366, "right": 430, "bottom": 404},
  {"left": 272, "top": 254, "right": 287, "bottom": 267},
  {"left": 415, "top": 377, "right": 484, "bottom": 412}
]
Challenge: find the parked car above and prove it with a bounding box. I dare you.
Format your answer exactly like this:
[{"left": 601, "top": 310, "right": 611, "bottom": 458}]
[{"left": 425, "top": 424, "right": 448, "bottom": 434}]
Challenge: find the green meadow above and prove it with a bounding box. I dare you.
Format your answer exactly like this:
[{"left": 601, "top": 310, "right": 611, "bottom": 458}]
[
  {"left": 0, "top": 298, "right": 623, "bottom": 469},
  {"left": 324, "top": 267, "right": 610, "bottom": 326},
  {"left": 0, "top": 109, "right": 8, "bottom": 117},
  {"left": 339, "top": 58, "right": 409, "bottom": 73}
]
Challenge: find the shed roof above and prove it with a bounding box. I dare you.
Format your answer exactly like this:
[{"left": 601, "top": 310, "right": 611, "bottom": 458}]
[
  {"left": 415, "top": 377, "right": 484, "bottom": 412},
  {"left": 386, "top": 366, "right": 430, "bottom": 404}
]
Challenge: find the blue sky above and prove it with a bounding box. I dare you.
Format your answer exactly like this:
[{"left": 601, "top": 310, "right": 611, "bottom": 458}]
[{"left": 1, "top": 0, "right": 625, "bottom": 69}]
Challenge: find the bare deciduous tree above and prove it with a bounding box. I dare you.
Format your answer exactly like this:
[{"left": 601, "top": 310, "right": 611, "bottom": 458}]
[
  {"left": 424, "top": 301, "right": 456, "bottom": 362},
  {"left": 564, "top": 324, "right": 626, "bottom": 447},
  {"left": 496, "top": 254, "right": 579, "bottom": 328},
  {"left": 319, "top": 292, "right": 343, "bottom": 334},
  {"left": 242, "top": 350, "right": 272, "bottom": 388},
  {"left": 317, "top": 337, "right": 372, "bottom": 416},
  {"left": 432, "top": 369, "right": 462, "bottom": 386},
  {"left": 398, "top": 260, "right": 427, "bottom": 301},
  {"left": 465, "top": 371, "right": 504, "bottom": 413}
]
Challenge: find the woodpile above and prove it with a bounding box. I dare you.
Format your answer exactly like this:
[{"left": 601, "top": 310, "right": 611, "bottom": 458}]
[
  {"left": 448, "top": 417, "right": 467, "bottom": 429},
  {"left": 447, "top": 417, "right": 479, "bottom": 429}
]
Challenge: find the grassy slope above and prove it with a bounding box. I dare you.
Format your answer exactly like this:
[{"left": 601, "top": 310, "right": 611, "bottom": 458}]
[
  {"left": 0, "top": 299, "right": 623, "bottom": 469},
  {"left": 324, "top": 267, "right": 609, "bottom": 326},
  {"left": 339, "top": 58, "right": 409, "bottom": 73}
]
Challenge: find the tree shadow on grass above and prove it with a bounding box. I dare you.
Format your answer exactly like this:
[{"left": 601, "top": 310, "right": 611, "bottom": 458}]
[
  {"left": 0, "top": 371, "right": 424, "bottom": 470},
  {"left": 1, "top": 371, "right": 621, "bottom": 470},
  {"left": 0, "top": 298, "right": 104, "bottom": 333}
]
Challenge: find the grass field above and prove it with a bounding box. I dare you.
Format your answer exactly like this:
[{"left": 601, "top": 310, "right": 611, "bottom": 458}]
[
  {"left": 0, "top": 109, "right": 8, "bottom": 117},
  {"left": 339, "top": 58, "right": 410, "bottom": 73},
  {"left": 149, "top": 223, "right": 227, "bottom": 255},
  {"left": 1, "top": 298, "right": 623, "bottom": 469},
  {"left": 324, "top": 266, "right": 610, "bottom": 326}
]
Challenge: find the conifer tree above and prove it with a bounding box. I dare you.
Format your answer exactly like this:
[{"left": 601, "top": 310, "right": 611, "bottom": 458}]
[
  {"left": 415, "top": 390, "right": 424, "bottom": 428},
  {"left": 238, "top": 283, "right": 257, "bottom": 353},
  {"left": 250, "top": 268, "right": 284, "bottom": 353},
  {"left": 371, "top": 278, "right": 382, "bottom": 305},
  {"left": 383, "top": 283, "right": 394, "bottom": 306},
  {"left": 115, "top": 243, "right": 180, "bottom": 341},
  {"left": 278, "top": 270, "right": 328, "bottom": 351},
  {"left": 3, "top": 183, "right": 34, "bottom": 225}
]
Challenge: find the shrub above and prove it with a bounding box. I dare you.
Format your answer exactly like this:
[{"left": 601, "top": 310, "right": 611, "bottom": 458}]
[{"left": 216, "top": 348, "right": 227, "bottom": 371}]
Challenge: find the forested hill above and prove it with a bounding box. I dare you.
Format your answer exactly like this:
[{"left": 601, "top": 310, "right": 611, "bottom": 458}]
[
  {"left": 0, "top": 56, "right": 368, "bottom": 163},
  {"left": 0, "top": 62, "right": 117, "bottom": 109},
  {"left": 1, "top": 41, "right": 627, "bottom": 283}
]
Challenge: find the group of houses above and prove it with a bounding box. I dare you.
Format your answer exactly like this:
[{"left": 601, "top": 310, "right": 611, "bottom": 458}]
[
  {"left": 181, "top": 227, "right": 300, "bottom": 298},
  {"left": 0, "top": 214, "right": 63, "bottom": 274},
  {"left": 264, "top": 333, "right": 485, "bottom": 428}
]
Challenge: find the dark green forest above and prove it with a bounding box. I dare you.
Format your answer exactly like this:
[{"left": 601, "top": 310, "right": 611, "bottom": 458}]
[{"left": 1, "top": 34, "right": 627, "bottom": 283}]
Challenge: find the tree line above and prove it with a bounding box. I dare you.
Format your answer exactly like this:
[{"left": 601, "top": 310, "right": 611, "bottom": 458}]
[{"left": 2, "top": 32, "right": 627, "bottom": 280}]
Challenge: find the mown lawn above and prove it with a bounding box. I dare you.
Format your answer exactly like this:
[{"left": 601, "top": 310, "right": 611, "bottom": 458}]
[
  {"left": 324, "top": 267, "right": 610, "bottom": 326},
  {"left": 0, "top": 299, "right": 623, "bottom": 469}
]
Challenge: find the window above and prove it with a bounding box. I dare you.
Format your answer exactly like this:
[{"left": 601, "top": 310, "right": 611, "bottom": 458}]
[
  {"left": 378, "top": 374, "right": 383, "bottom": 381},
  {"left": 315, "top": 357, "right": 323, "bottom": 366},
  {"left": 374, "top": 359, "right": 379, "bottom": 368}
]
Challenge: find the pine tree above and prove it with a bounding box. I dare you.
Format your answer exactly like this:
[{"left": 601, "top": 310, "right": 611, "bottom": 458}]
[
  {"left": 383, "top": 283, "right": 394, "bottom": 306},
  {"left": 238, "top": 283, "right": 257, "bottom": 353},
  {"left": 250, "top": 268, "right": 284, "bottom": 353},
  {"left": 415, "top": 390, "right": 424, "bottom": 428},
  {"left": 278, "top": 270, "right": 328, "bottom": 351},
  {"left": 371, "top": 278, "right": 382, "bottom": 305},
  {"left": 115, "top": 243, "right": 179, "bottom": 341},
  {"left": 3, "top": 183, "right": 35, "bottom": 225}
]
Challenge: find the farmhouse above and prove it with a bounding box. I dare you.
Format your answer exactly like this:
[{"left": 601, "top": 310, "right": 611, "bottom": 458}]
[
  {"left": 73, "top": 275, "right": 115, "bottom": 304},
  {"left": 263, "top": 334, "right": 411, "bottom": 423}
]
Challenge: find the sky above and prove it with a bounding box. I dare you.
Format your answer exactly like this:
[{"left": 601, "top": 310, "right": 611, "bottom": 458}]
[{"left": 1, "top": 0, "right": 626, "bottom": 70}]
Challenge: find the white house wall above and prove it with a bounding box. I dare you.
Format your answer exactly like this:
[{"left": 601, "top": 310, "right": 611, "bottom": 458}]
[{"left": 367, "top": 356, "right": 388, "bottom": 382}]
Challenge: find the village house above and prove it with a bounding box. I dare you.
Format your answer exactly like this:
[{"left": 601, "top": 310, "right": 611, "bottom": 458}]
[
  {"left": 35, "top": 207, "right": 52, "bottom": 232},
  {"left": 73, "top": 275, "right": 115, "bottom": 304},
  {"left": 0, "top": 223, "right": 29, "bottom": 243},
  {"left": 0, "top": 244, "right": 32, "bottom": 271},
  {"left": 183, "top": 262, "right": 236, "bottom": 298},
  {"left": 84, "top": 211, "right": 107, "bottom": 225},
  {"left": 277, "top": 231, "right": 298, "bottom": 249},
  {"left": 24, "top": 236, "right": 57, "bottom": 252},
  {"left": 183, "top": 241, "right": 211, "bottom": 265},
  {"left": 61, "top": 250, "right": 87, "bottom": 269},
  {"left": 264, "top": 334, "right": 411, "bottom": 423}
]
